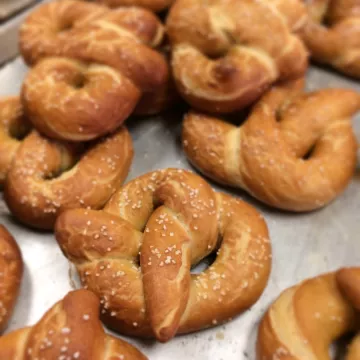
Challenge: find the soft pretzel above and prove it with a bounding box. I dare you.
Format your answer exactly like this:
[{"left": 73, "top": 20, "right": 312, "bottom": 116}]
[
  {"left": 300, "top": 0, "right": 360, "bottom": 78},
  {"left": 94, "top": 0, "right": 174, "bottom": 12},
  {"left": 182, "top": 79, "right": 360, "bottom": 212},
  {"left": 4, "top": 128, "right": 133, "bottom": 230},
  {"left": 55, "top": 168, "right": 272, "bottom": 342},
  {"left": 19, "top": 0, "right": 169, "bottom": 141},
  {"left": 0, "top": 289, "right": 147, "bottom": 359},
  {"left": 0, "top": 225, "right": 23, "bottom": 333},
  {"left": 166, "top": 0, "right": 308, "bottom": 113},
  {"left": 257, "top": 267, "right": 360, "bottom": 360},
  {"left": 0, "top": 97, "right": 31, "bottom": 188}
]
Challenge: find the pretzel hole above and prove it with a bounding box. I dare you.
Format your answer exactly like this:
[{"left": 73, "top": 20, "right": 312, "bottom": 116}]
[
  {"left": 191, "top": 252, "right": 216, "bottom": 274},
  {"left": 44, "top": 145, "right": 84, "bottom": 180},
  {"left": 57, "top": 19, "right": 75, "bottom": 33},
  {"left": 72, "top": 73, "right": 88, "bottom": 89},
  {"left": 302, "top": 143, "right": 316, "bottom": 160},
  {"left": 9, "top": 122, "right": 31, "bottom": 141},
  {"left": 329, "top": 333, "right": 355, "bottom": 359}
]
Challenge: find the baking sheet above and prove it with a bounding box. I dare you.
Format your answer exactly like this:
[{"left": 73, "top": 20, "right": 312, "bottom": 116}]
[{"left": 0, "top": 57, "right": 360, "bottom": 359}]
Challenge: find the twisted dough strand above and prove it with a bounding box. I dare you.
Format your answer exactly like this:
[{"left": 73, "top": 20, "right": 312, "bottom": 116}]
[
  {"left": 0, "top": 225, "right": 23, "bottom": 334},
  {"left": 20, "top": 0, "right": 169, "bottom": 141},
  {"left": 55, "top": 169, "right": 271, "bottom": 342},
  {"left": 0, "top": 290, "right": 147, "bottom": 359},
  {"left": 0, "top": 97, "right": 31, "bottom": 187},
  {"left": 257, "top": 267, "right": 360, "bottom": 360},
  {"left": 4, "top": 127, "right": 133, "bottom": 229},
  {"left": 300, "top": 0, "right": 360, "bottom": 78},
  {"left": 182, "top": 79, "right": 360, "bottom": 211},
  {"left": 166, "top": 0, "right": 308, "bottom": 113}
]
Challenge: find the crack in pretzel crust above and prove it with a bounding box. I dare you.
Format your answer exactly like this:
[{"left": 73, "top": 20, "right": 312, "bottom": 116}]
[
  {"left": 182, "top": 79, "right": 360, "bottom": 212},
  {"left": 19, "top": 0, "right": 170, "bottom": 141},
  {"left": 0, "top": 289, "right": 147, "bottom": 359},
  {"left": 4, "top": 127, "right": 133, "bottom": 230},
  {"left": 55, "top": 168, "right": 272, "bottom": 342},
  {"left": 94, "top": 0, "right": 174, "bottom": 12},
  {"left": 0, "top": 225, "right": 23, "bottom": 334},
  {"left": 166, "top": 0, "right": 308, "bottom": 113},
  {"left": 300, "top": 0, "right": 360, "bottom": 78},
  {"left": 0, "top": 97, "right": 31, "bottom": 188},
  {"left": 257, "top": 267, "right": 360, "bottom": 360}
]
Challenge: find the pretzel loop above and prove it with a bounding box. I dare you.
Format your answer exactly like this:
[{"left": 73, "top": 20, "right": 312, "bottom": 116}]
[
  {"left": 257, "top": 268, "right": 360, "bottom": 360},
  {"left": 182, "top": 80, "right": 360, "bottom": 211},
  {"left": 55, "top": 169, "right": 271, "bottom": 342},
  {"left": 301, "top": 0, "right": 360, "bottom": 78},
  {"left": 0, "top": 98, "right": 31, "bottom": 187},
  {"left": 20, "top": 0, "right": 168, "bottom": 141},
  {"left": 0, "top": 225, "right": 23, "bottom": 333},
  {"left": 166, "top": 0, "right": 308, "bottom": 113},
  {"left": 4, "top": 127, "right": 133, "bottom": 229}
]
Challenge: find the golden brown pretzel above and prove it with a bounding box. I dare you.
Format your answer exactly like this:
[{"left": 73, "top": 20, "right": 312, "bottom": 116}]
[
  {"left": 300, "top": 0, "right": 360, "bottom": 78},
  {"left": 257, "top": 267, "right": 360, "bottom": 360},
  {"left": 0, "top": 289, "right": 147, "bottom": 359},
  {"left": 182, "top": 79, "right": 360, "bottom": 212},
  {"left": 0, "top": 225, "right": 23, "bottom": 333},
  {"left": 94, "top": 0, "right": 174, "bottom": 12},
  {"left": 0, "top": 97, "right": 31, "bottom": 188},
  {"left": 19, "top": 0, "right": 169, "bottom": 141},
  {"left": 166, "top": 0, "right": 308, "bottom": 113},
  {"left": 55, "top": 168, "right": 272, "bottom": 342},
  {"left": 4, "top": 128, "right": 133, "bottom": 230}
]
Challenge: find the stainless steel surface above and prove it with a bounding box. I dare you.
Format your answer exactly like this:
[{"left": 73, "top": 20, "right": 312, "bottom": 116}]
[
  {"left": 0, "top": 57, "right": 359, "bottom": 359},
  {"left": 0, "top": 0, "right": 37, "bottom": 20},
  {"left": 0, "top": 0, "right": 45, "bottom": 65}
]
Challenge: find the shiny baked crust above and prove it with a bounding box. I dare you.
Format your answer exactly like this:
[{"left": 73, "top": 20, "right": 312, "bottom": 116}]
[
  {"left": 55, "top": 168, "right": 271, "bottom": 342},
  {"left": 182, "top": 79, "right": 360, "bottom": 211}
]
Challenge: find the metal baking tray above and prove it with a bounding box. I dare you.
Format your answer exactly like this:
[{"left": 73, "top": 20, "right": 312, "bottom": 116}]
[{"left": 0, "top": 57, "right": 360, "bottom": 358}]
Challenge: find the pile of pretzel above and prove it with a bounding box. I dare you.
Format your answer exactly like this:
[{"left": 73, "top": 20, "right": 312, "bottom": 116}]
[{"left": 0, "top": 0, "right": 359, "bottom": 358}]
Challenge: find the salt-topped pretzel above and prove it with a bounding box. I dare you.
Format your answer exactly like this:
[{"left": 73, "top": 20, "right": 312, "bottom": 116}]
[
  {"left": 166, "top": 0, "right": 308, "bottom": 113},
  {"left": 300, "top": 0, "right": 360, "bottom": 78},
  {"left": 95, "top": 0, "right": 174, "bottom": 12},
  {"left": 257, "top": 267, "right": 360, "bottom": 360},
  {"left": 0, "top": 289, "right": 147, "bottom": 359},
  {"left": 19, "top": 0, "right": 169, "bottom": 141},
  {"left": 183, "top": 79, "right": 360, "bottom": 212},
  {"left": 55, "top": 168, "right": 271, "bottom": 342},
  {"left": 0, "top": 225, "right": 23, "bottom": 333},
  {"left": 4, "top": 128, "right": 133, "bottom": 230},
  {"left": 0, "top": 97, "right": 31, "bottom": 188}
]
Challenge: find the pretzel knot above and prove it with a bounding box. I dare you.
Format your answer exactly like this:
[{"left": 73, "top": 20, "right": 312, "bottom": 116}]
[
  {"left": 0, "top": 98, "right": 31, "bottom": 187},
  {"left": 257, "top": 267, "right": 360, "bottom": 360},
  {"left": 4, "top": 127, "right": 133, "bottom": 230},
  {"left": 0, "top": 225, "right": 23, "bottom": 333},
  {"left": 95, "top": 0, "right": 174, "bottom": 12},
  {"left": 300, "top": 0, "right": 360, "bottom": 78},
  {"left": 55, "top": 169, "right": 271, "bottom": 342},
  {"left": 166, "top": 0, "right": 308, "bottom": 113},
  {"left": 182, "top": 79, "right": 360, "bottom": 211},
  {"left": 19, "top": 0, "right": 169, "bottom": 141},
  {"left": 0, "top": 290, "right": 147, "bottom": 359}
]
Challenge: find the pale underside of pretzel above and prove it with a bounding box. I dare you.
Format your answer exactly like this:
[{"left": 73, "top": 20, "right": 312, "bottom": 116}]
[
  {"left": 300, "top": 0, "right": 360, "bottom": 78},
  {"left": 257, "top": 267, "right": 360, "bottom": 360},
  {"left": 182, "top": 79, "right": 360, "bottom": 211},
  {"left": 95, "top": 0, "right": 174, "bottom": 12},
  {"left": 0, "top": 289, "right": 147, "bottom": 359},
  {"left": 4, "top": 127, "right": 133, "bottom": 230},
  {"left": 19, "top": 0, "right": 169, "bottom": 141},
  {"left": 0, "top": 97, "right": 31, "bottom": 188},
  {"left": 0, "top": 225, "right": 23, "bottom": 334},
  {"left": 166, "top": 0, "right": 308, "bottom": 113},
  {"left": 55, "top": 168, "right": 271, "bottom": 342}
]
